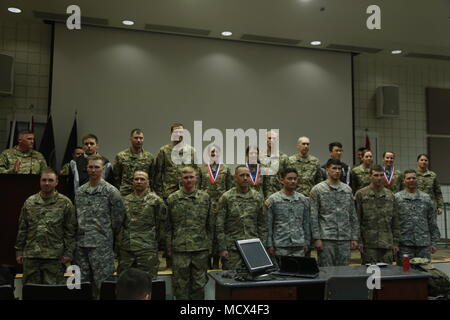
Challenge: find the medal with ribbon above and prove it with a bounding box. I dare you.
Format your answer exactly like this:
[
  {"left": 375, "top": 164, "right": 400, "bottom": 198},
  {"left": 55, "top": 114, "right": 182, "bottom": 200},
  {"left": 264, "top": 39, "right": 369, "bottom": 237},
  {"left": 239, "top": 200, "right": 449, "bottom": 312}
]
[
  {"left": 208, "top": 163, "right": 222, "bottom": 184},
  {"left": 383, "top": 166, "right": 395, "bottom": 186},
  {"left": 247, "top": 163, "right": 260, "bottom": 186}
]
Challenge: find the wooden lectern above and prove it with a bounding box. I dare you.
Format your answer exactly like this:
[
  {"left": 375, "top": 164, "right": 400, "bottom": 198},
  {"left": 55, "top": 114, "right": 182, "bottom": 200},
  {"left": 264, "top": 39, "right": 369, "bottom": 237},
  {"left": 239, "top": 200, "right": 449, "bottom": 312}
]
[
  {"left": 0, "top": 174, "right": 40, "bottom": 270},
  {"left": 0, "top": 174, "right": 72, "bottom": 271}
]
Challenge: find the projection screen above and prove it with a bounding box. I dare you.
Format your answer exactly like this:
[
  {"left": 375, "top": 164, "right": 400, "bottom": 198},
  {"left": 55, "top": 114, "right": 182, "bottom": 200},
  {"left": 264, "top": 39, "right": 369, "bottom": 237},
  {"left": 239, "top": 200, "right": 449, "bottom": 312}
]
[{"left": 51, "top": 23, "right": 353, "bottom": 168}]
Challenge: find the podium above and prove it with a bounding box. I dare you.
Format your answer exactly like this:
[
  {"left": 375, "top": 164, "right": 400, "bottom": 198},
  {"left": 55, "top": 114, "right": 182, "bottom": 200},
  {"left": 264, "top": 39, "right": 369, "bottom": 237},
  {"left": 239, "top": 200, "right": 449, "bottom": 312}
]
[
  {"left": 0, "top": 175, "right": 40, "bottom": 269},
  {"left": 0, "top": 174, "right": 72, "bottom": 270}
]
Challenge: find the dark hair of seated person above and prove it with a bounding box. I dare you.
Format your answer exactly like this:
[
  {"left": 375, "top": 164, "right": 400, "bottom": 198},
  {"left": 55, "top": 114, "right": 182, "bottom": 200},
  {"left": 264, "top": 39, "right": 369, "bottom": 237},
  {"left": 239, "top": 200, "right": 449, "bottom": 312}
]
[{"left": 116, "top": 268, "right": 152, "bottom": 300}]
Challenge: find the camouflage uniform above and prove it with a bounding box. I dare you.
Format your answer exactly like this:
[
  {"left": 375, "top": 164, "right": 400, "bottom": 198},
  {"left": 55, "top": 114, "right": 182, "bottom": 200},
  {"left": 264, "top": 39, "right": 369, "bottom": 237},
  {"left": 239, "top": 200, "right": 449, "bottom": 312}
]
[
  {"left": 266, "top": 191, "right": 311, "bottom": 257},
  {"left": 113, "top": 147, "right": 155, "bottom": 196},
  {"left": 15, "top": 192, "right": 76, "bottom": 284},
  {"left": 355, "top": 186, "right": 400, "bottom": 264},
  {"left": 118, "top": 191, "right": 166, "bottom": 279},
  {"left": 287, "top": 154, "right": 322, "bottom": 197},
  {"left": 0, "top": 148, "right": 47, "bottom": 174},
  {"left": 310, "top": 181, "right": 359, "bottom": 266},
  {"left": 74, "top": 180, "right": 125, "bottom": 299},
  {"left": 216, "top": 187, "right": 267, "bottom": 270},
  {"left": 351, "top": 164, "right": 371, "bottom": 194},
  {"left": 415, "top": 169, "right": 444, "bottom": 211},
  {"left": 166, "top": 189, "right": 212, "bottom": 300},
  {"left": 154, "top": 143, "right": 197, "bottom": 201},
  {"left": 260, "top": 151, "right": 289, "bottom": 198},
  {"left": 395, "top": 190, "right": 440, "bottom": 265},
  {"left": 60, "top": 162, "right": 70, "bottom": 176},
  {"left": 382, "top": 167, "right": 403, "bottom": 194},
  {"left": 199, "top": 163, "right": 233, "bottom": 268}
]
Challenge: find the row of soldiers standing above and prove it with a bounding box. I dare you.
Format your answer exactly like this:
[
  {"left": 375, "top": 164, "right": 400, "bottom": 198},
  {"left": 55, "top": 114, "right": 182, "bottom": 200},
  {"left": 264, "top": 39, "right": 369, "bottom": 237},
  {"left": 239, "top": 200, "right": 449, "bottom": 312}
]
[{"left": 5, "top": 125, "right": 444, "bottom": 299}]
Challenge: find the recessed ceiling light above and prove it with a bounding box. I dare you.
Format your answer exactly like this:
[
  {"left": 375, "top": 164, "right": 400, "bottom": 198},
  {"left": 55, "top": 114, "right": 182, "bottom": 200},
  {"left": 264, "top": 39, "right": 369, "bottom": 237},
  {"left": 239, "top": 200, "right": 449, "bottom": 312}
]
[
  {"left": 8, "top": 7, "right": 22, "bottom": 14},
  {"left": 221, "top": 31, "right": 233, "bottom": 37},
  {"left": 391, "top": 50, "right": 402, "bottom": 55},
  {"left": 310, "top": 41, "right": 322, "bottom": 46},
  {"left": 122, "top": 20, "right": 134, "bottom": 26}
]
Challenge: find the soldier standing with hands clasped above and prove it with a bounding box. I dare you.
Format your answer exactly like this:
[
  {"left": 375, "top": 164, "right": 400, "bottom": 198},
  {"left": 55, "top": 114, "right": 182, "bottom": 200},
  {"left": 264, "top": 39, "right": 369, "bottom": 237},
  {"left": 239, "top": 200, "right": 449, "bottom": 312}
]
[
  {"left": 310, "top": 159, "right": 359, "bottom": 267},
  {"left": 166, "top": 166, "right": 211, "bottom": 300},
  {"left": 15, "top": 168, "right": 76, "bottom": 284},
  {"left": 395, "top": 170, "right": 440, "bottom": 265},
  {"left": 355, "top": 165, "right": 399, "bottom": 265}
]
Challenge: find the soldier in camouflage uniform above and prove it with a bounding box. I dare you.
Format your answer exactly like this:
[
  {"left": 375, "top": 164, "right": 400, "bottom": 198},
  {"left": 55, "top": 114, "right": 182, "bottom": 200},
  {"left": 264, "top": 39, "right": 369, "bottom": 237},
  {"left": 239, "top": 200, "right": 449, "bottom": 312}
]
[
  {"left": 154, "top": 123, "right": 197, "bottom": 201},
  {"left": 154, "top": 123, "right": 197, "bottom": 267},
  {"left": 74, "top": 155, "right": 126, "bottom": 299},
  {"left": 15, "top": 168, "right": 76, "bottom": 284},
  {"left": 0, "top": 131, "right": 47, "bottom": 174},
  {"left": 287, "top": 136, "right": 322, "bottom": 197},
  {"left": 217, "top": 165, "right": 267, "bottom": 270},
  {"left": 260, "top": 130, "right": 289, "bottom": 198},
  {"left": 395, "top": 170, "right": 440, "bottom": 265},
  {"left": 310, "top": 159, "right": 359, "bottom": 267},
  {"left": 166, "top": 166, "right": 212, "bottom": 300},
  {"left": 355, "top": 165, "right": 400, "bottom": 264},
  {"left": 118, "top": 171, "right": 166, "bottom": 279},
  {"left": 416, "top": 154, "right": 444, "bottom": 215},
  {"left": 198, "top": 145, "right": 232, "bottom": 269},
  {"left": 382, "top": 151, "right": 403, "bottom": 193},
  {"left": 113, "top": 129, "right": 156, "bottom": 196},
  {"left": 60, "top": 147, "right": 84, "bottom": 176},
  {"left": 266, "top": 168, "right": 311, "bottom": 258},
  {"left": 351, "top": 149, "right": 373, "bottom": 194}
]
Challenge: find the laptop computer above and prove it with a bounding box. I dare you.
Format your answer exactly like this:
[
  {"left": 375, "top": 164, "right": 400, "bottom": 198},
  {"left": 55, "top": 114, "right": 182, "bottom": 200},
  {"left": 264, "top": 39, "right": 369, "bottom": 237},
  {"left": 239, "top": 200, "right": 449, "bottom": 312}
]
[{"left": 272, "top": 256, "right": 320, "bottom": 278}]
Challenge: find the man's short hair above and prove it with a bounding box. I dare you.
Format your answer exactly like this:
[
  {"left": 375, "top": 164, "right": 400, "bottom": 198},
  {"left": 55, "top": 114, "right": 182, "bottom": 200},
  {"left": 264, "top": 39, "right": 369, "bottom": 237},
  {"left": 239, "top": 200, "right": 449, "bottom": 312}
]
[
  {"left": 74, "top": 146, "right": 83, "bottom": 151},
  {"left": 116, "top": 268, "right": 152, "bottom": 300},
  {"left": 280, "top": 167, "right": 298, "bottom": 179},
  {"left": 328, "top": 142, "right": 343, "bottom": 152},
  {"left": 82, "top": 133, "right": 98, "bottom": 144},
  {"left": 326, "top": 158, "right": 342, "bottom": 168},
  {"left": 417, "top": 154, "right": 429, "bottom": 161},
  {"left": 370, "top": 164, "right": 384, "bottom": 175},
  {"left": 383, "top": 151, "right": 395, "bottom": 158},
  {"left": 403, "top": 169, "right": 416, "bottom": 176},
  {"left": 234, "top": 164, "right": 248, "bottom": 175},
  {"left": 133, "top": 170, "right": 149, "bottom": 179},
  {"left": 170, "top": 123, "right": 184, "bottom": 133},
  {"left": 297, "top": 136, "right": 309, "bottom": 144},
  {"left": 180, "top": 166, "right": 196, "bottom": 177},
  {"left": 87, "top": 155, "right": 104, "bottom": 165},
  {"left": 130, "top": 128, "right": 144, "bottom": 137},
  {"left": 18, "top": 130, "right": 34, "bottom": 137},
  {"left": 41, "top": 167, "right": 58, "bottom": 179},
  {"left": 357, "top": 147, "right": 366, "bottom": 153}
]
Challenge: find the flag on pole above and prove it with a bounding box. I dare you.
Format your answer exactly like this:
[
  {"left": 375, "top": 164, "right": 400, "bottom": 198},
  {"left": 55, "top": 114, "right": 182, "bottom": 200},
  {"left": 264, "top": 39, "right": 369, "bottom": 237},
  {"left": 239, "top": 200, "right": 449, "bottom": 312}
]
[
  {"left": 6, "top": 118, "right": 18, "bottom": 149},
  {"left": 365, "top": 129, "right": 371, "bottom": 151},
  {"left": 39, "top": 115, "right": 56, "bottom": 168},
  {"left": 62, "top": 114, "right": 78, "bottom": 166}
]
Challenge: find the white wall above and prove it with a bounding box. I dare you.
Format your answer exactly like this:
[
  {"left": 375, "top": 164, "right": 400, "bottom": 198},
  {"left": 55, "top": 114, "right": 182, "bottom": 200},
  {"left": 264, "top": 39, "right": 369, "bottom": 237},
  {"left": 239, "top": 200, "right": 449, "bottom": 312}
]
[{"left": 0, "top": 20, "right": 51, "bottom": 147}]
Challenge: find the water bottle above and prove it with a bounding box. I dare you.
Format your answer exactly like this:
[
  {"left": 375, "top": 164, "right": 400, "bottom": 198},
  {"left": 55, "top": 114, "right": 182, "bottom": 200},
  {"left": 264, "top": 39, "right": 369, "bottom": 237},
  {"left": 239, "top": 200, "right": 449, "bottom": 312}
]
[{"left": 402, "top": 254, "right": 410, "bottom": 272}]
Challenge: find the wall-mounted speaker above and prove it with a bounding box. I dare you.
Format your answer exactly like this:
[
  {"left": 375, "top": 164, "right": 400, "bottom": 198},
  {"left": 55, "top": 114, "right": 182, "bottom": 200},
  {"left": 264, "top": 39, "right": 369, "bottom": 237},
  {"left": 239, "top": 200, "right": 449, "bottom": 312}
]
[
  {"left": 376, "top": 85, "right": 399, "bottom": 118},
  {"left": 0, "top": 54, "right": 14, "bottom": 96}
]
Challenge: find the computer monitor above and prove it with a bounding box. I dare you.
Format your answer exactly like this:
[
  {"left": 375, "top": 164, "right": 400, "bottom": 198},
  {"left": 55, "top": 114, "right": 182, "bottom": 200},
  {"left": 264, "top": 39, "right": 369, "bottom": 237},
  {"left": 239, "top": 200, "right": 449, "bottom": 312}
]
[{"left": 235, "top": 238, "right": 274, "bottom": 281}]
